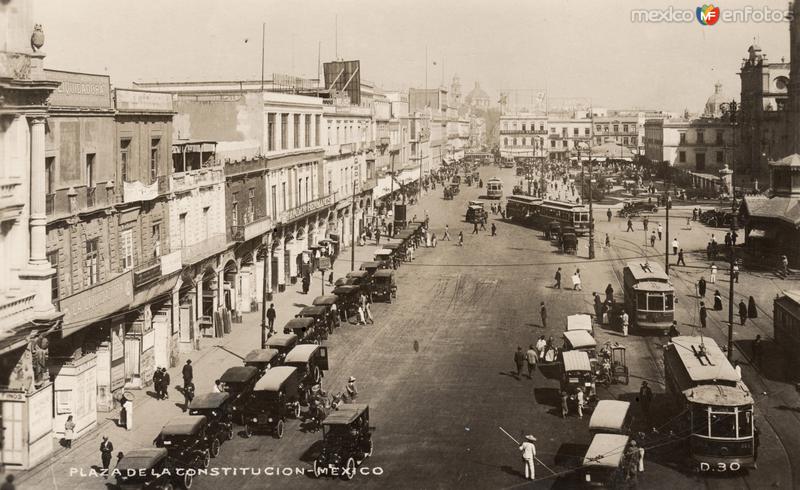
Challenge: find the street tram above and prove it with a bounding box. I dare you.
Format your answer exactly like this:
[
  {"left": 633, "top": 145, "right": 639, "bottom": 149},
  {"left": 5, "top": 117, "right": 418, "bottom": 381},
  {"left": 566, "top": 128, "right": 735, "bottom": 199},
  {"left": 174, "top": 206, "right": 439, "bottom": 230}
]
[
  {"left": 505, "top": 195, "right": 542, "bottom": 225},
  {"left": 535, "top": 200, "right": 590, "bottom": 235},
  {"left": 622, "top": 261, "right": 674, "bottom": 332},
  {"left": 663, "top": 336, "right": 755, "bottom": 472},
  {"left": 486, "top": 177, "right": 503, "bottom": 199}
]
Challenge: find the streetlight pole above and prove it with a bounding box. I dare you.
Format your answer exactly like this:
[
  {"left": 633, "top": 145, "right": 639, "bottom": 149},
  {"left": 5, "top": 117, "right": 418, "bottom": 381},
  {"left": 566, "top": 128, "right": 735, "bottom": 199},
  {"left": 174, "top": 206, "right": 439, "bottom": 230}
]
[
  {"left": 725, "top": 101, "right": 738, "bottom": 361},
  {"left": 664, "top": 169, "right": 670, "bottom": 274},
  {"left": 351, "top": 179, "right": 356, "bottom": 271},
  {"left": 588, "top": 156, "right": 595, "bottom": 259},
  {"left": 261, "top": 245, "right": 269, "bottom": 348}
]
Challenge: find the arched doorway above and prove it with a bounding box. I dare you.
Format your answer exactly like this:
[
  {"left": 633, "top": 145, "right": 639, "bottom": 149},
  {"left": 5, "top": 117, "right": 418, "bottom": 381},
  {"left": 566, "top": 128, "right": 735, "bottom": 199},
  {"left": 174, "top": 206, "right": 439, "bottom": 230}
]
[
  {"left": 239, "top": 252, "right": 256, "bottom": 313},
  {"left": 222, "top": 260, "right": 238, "bottom": 320}
]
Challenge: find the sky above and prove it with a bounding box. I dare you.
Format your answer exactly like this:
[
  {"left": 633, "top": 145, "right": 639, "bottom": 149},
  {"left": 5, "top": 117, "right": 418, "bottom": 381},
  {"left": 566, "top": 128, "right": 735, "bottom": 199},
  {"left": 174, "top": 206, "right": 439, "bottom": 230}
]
[{"left": 35, "top": 0, "right": 787, "bottom": 113}]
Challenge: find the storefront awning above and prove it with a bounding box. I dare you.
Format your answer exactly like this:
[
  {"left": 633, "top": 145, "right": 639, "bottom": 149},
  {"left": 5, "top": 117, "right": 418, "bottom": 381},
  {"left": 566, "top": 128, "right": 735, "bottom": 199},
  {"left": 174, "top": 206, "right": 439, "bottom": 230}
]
[{"left": 130, "top": 272, "right": 181, "bottom": 311}]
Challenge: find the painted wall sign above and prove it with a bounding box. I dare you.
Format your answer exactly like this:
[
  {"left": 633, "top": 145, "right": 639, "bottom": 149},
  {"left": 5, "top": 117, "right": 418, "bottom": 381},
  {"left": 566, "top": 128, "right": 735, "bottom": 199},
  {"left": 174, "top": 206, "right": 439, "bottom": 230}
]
[
  {"left": 60, "top": 271, "right": 133, "bottom": 332},
  {"left": 115, "top": 89, "right": 174, "bottom": 112},
  {"left": 45, "top": 70, "right": 112, "bottom": 109}
]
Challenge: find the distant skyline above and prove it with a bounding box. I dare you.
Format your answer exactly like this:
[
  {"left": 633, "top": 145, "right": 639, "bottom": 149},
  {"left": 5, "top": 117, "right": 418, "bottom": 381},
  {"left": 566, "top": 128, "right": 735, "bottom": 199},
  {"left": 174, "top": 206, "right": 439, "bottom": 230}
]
[{"left": 36, "top": 0, "right": 787, "bottom": 113}]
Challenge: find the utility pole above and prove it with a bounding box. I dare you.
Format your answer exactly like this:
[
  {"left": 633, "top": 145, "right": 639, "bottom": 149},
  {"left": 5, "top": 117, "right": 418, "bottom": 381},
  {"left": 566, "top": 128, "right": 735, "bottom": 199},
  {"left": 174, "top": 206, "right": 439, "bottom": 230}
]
[
  {"left": 260, "top": 23, "right": 266, "bottom": 92},
  {"left": 726, "top": 101, "right": 739, "bottom": 361},
  {"left": 664, "top": 172, "right": 670, "bottom": 274},
  {"left": 351, "top": 179, "right": 356, "bottom": 271},
  {"left": 588, "top": 156, "right": 595, "bottom": 259},
  {"left": 261, "top": 245, "right": 269, "bottom": 348}
]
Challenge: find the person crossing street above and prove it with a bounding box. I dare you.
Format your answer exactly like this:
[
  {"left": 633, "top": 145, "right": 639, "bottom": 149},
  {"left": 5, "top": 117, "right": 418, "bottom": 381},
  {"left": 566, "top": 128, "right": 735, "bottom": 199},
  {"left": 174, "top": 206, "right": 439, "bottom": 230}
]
[{"left": 519, "top": 435, "right": 537, "bottom": 480}]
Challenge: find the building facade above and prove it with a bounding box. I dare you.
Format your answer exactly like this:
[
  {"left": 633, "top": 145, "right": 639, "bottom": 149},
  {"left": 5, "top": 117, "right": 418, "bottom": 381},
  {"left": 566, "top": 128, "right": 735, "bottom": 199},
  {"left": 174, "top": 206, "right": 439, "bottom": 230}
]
[
  {"left": 499, "top": 113, "right": 548, "bottom": 160},
  {"left": 546, "top": 113, "right": 592, "bottom": 161}
]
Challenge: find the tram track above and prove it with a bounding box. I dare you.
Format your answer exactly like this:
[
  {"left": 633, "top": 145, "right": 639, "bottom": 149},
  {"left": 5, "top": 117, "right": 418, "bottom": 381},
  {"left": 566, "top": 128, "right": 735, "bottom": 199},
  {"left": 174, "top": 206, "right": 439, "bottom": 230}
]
[{"left": 608, "top": 232, "right": 793, "bottom": 489}]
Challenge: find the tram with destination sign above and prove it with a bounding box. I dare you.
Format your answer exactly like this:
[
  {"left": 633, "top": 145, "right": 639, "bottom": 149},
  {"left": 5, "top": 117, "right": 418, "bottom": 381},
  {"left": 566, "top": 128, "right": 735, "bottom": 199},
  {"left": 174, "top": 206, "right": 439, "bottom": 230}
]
[
  {"left": 622, "top": 261, "right": 674, "bottom": 333},
  {"left": 663, "top": 336, "right": 755, "bottom": 472},
  {"left": 486, "top": 177, "right": 504, "bottom": 199},
  {"left": 505, "top": 195, "right": 542, "bottom": 226},
  {"left": 535, "top": 200, "right": 590, "bottom": 235}
]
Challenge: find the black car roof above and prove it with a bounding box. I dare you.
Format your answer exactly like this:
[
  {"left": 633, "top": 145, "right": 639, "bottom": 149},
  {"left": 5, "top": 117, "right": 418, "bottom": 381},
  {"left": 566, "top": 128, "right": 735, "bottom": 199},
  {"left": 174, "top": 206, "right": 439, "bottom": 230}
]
[
  {"left": 299, "top": 305, "right": 328, "bottom": 316},
  {"left": 189, "top": 392, "right": 230, "bottom": 410},
  {"left": 161, "top": 415, "right": 207, "bottom": 436},
  {"left": 285, "top": 317, "right": 315, "bottom": 329},
  {"left": 219, "top": 366, "right": 259, "bottom": 383},
  {"left": 244, "top": 349, "right": 279, "bottom": 364},
  {"left": 312, "top": 295, "right": 339, "bottom": 305},
  {"left": 116, "top": 448, "right": 168, "bottom": 472},
  {"left": 323, "top": 404, "right": 369, "bottom": 425}
]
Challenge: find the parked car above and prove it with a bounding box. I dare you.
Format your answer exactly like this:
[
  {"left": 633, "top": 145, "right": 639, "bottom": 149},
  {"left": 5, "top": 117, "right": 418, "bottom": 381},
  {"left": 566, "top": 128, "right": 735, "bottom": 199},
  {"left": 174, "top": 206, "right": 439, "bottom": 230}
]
[
  {"left": 154, "top": 416, "right": 213, "bottom": 488},
  {"left": 264, "top": 333, "right": 300, "bottom": 364},
  {"left": 114, "top": 448, "right": 175, "bottom": 490},
  {"left": 242, "top": 366, "right": 302, "bottom": 439},
  {"left": 243, "top": 348, "right": 280, "bottom": 374},
  {"left": 617, "top": 200, "right": 658, "bottom": 217},
  {"left": 219, "top": 366, "right": 262, "bottom": 424},
  {"left": 371, "top": 269, "right": 397, "bottom": 303},
  {"left": 188, "top": 392, "right": 235, "bottom": 446},
  {"left": 284, "top": 344, "right": 330, "bottom": 403},
  {"left": 284, "top": 317, "right": 323, "bottom": 344},
  {"left": 313, "top": 404, "right": 374, "bottom": 480}
]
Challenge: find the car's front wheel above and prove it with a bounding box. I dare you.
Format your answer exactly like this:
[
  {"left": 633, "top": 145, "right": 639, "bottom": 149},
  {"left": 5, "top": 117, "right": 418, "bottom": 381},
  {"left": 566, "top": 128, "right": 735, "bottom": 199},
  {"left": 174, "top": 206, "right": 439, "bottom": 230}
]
[
  {"left": 343, "top": 457, "right": 357, "bottom": 480},
  {"left": 210, "top": 438, "right": 220, "bottom": 458},
  {"left": 226, "top": 424, "right": 234, "bottom": 441},
  {"left": 201, "top": 450, "right": 210, "bottom": 469},
  {"left": 275, "top": 419, "right": 285, "bottom": 439},
  {"left": 365, "top": 438, "right": 374, "bottom": 458},
  {"left": 183, "top": 472, "right": 194, "bottom": 489}
]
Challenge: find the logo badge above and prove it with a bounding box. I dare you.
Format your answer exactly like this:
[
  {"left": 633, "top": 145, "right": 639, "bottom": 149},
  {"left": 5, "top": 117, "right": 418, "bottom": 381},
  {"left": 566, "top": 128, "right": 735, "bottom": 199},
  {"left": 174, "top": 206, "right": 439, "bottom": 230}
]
[{"left": 696, "top": 4, "right": 721, "bottom": 25}]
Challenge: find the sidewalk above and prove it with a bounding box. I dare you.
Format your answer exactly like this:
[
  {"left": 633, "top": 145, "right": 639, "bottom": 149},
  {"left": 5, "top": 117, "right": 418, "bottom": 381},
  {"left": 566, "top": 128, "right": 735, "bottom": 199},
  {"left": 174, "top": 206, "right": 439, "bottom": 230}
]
[{"left": 11, "top": 225, "right": 411, "bottom": 489}]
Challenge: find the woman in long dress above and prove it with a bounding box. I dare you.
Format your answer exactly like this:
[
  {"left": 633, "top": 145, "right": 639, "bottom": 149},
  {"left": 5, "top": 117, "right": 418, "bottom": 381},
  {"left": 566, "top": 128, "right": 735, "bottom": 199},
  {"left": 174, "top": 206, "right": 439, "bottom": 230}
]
[{"left": 64, "top": 415, "right": 75, "bottom": 449}]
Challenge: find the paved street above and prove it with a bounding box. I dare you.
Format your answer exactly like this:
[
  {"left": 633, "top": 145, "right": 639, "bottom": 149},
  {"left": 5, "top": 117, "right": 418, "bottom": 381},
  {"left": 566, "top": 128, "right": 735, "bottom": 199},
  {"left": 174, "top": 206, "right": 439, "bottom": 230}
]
[{"left": 17, "top": 166, "right": 800, "bottom": 490}]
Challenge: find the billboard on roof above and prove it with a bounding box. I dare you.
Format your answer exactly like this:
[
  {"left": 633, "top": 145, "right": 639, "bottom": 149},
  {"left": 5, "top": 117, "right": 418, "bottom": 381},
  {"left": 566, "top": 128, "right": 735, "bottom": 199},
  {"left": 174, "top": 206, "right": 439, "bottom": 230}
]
[{"left": 323, "top": 60, "right": 361, "bottom": 106}]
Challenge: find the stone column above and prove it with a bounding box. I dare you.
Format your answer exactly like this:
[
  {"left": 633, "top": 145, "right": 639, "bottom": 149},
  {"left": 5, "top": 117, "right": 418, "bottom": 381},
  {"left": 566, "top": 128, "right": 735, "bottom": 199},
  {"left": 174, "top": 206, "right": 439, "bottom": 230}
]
[
  {"left": 28, "top": 116, "right": 48, "bottom": 266},
  {"left": 310, "top": 114, "right": 317, "bottom": 147},
  {"left": 275, "top": 242, "right": 286, "bottom": 293}
]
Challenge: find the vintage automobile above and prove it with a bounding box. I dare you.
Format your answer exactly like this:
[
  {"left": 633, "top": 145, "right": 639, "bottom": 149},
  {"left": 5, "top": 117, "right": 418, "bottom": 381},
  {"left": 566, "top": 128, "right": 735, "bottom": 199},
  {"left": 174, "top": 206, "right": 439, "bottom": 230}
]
[
  {"left": 242, "top": 366, "right": 302, "bottom": 438},
  {"left": 547, "top": 221, "right": 561, "bottom": 240},
  {"left": 296, "top": 306, "right": 333, "bottom": 340},
  {"left": 284, "top": 317, "right": 323, "bottom": 344},
  {"left": 331, "top": 285, "right": 361, "bottom": 321},
  {"left": 313, "top": 404, "right": 374, "bottom": 480},
  {"left": 371, "top": 269, "right": 397, "bottom": 303},
  {"left": 284, "top": 344, "right": 330, "bottom": 403},
  {"left": 560, "top": 232, "right": 578, "bottom": 255},
  {"left": 563, "top": 330, "right": 598, "bottom": 359},
  {"left": 581, "top": 434, "right": 634, "bottom": 488},
  {"left": 188, "top": 392, "right": 235, "bottom": 445},
  {"left": 699, "top": 208, "right": 734, "bottom": 228},
  {"left": 466, "top": 201, "right": 487, "bottom": 224},
  {"left": 219, "top": 366, "right": 262, "bottom": 424},
  {"left": 243, "top": 348, "right": 280, "bottom": 374},
  {"left": 154, "top": 416, "right": 212, "bottom": 488},
  {"left": 264, "top": 333, "right": 299, "bottom": 364},
  {"left": 359, "top": 261, "right": 381, "bottom": 275},
  {"left": 373, "top": 249, "right": 394, "bottom": 269},
  {"left": 345, "top": 270, "right": 373, "bottom": 296},
  {"left": 617, "top": 200, "right": 658, "bottom": 217},
  {"left": 443, "top": 186, "right": 454, "bottom": 200},
  {"left": 449, "top": 182, "right": 461, "bottom": 196},
  {"left": 114, "top": 448, "right": 176, "bottom": 490},
  {"left": 566, "top": 314, "right": 593, "bottom": 335},
  {"left": 560, "top": 350, "right": 597, "bottom": 400},
  {"left": 589, "top": 400, "right": 632, "bottom": 435}
]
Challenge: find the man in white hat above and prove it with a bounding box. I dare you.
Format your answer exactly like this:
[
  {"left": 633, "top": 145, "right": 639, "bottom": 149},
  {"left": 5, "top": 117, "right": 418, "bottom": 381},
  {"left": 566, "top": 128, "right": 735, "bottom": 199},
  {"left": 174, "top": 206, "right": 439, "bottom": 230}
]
[
  {"left": 519, "top": 435, "right": 537, "bottom": 480},
  {"left": 345, "top": 376, "right": 358, "bottom": 401}
]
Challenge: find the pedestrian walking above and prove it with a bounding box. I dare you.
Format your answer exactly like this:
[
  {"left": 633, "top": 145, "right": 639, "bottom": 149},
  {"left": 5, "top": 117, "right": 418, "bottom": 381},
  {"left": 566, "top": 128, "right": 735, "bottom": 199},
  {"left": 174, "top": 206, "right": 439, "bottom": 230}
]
[
  {"left": 605, "top": 233, "right": 611, "bottom": 248},
  {"left": 626, "top": 218, "right": 634, "bottom": 232},
  {"left": 519, "top": 435, "right": 537, "bottom": 480},
  {"left": 733, "top": 263, "right": 740, "bottom": 283},
  {"left": 122, "top": 396, "right": 134, "bottom": 430},
  {"left": 643, "top": 217, "right": 649, "bottom": 231},
  {"left": 672, "top": 238, "right": 679, "bottom": 255},
  {"left": 714, "top": 290, "right": 723, "bottom": 311},
  {"left": 650, "top": 231, "right": 656, "bottom": 247},
  {"left": 1, "top": 475, "right": 15, "bottom": 490},
  {"left": 710, "top": 263, "right": 717, "bottom": 284},
  {"left": 458, "top": 231, "right": 464, "bottom": 246},
  {"left": 739, "top": 300, "right": 748, "bottom": 326},
  {"left": 698, "top": 277, "right": 706, "bottom": 298},
  {"left": 182, "top": 359, "right": 193, "bottom": 387},
  {"left": 639, "top": 381, "right": 653, "bottom": 418},
  {"left": 152, "top": 367, "right": 163, "bottom": 399},
  {"left": 605, "top": 284, "right": 614, "bottom": 304},
  {"left": 621, "top": 311, "right": 629, "bottom": 337},
  {"left": 753, "top": 335, "right": 763, "bottom": 367},
  {"left": 479, "top": 217, "right": 487, "bottom": 231},
  {"left": 100, "top": 436, "right": 114, "bottom": 473},
  {"left": 561, "top": 391, "right": 569, "bottom": 418},
  {"left": 514, "top": 347, "right": 525, "bottom": 378},
  {"left": 748, "top": 296, "right": 758, "bottom": 318},
  {"left": 491, "top": 222, "right": 497, "bottom": 236},
  {"left": 576, "top": 388, "right": 585, "bottom": 419},
  {"left": 781, "top": 255, "right": 790, "bottom": 277},
  {"left": 161, "top": 368, "right": 170, "bottom": 399},
  {"left": 64, "top": 415, "right": 75, "bottom": 449},
  {"left": 677, "top": 248, "right": 686, "bottom": 266},
  {"left": 554, "top": 268, "right": 562, "bottom": 289},
  {"left": 183, "top": 381, "right": 195, "bottom": 412},
  {"left": 266, "top": 303, "right": 276, "bottom": 333},
  {"left": 356, "top": 304, "right": 366, "bottom": 325},
  {"left": 540, "top": 302, "right": 548, "bottom": 329},
  {"left": 700, "top": 302, "right": 708, "bottom": 328},
  {"left": 526, "top": 345, "right": 537, "bottom": 378},
  {"left": 657, "top": 223, "right": 663, "bottom": 240},
  {"left": 365, "top": 300, "right": 374, "bottom": 324},
  {"left": 375, "top": 227, "right": 381, "bottom": 245},
  {"left": 607, "top": 208, "right": 612, "bottom": 222},
  {"left": 593, "top": 292, "right": 603, "bottom": 321},
  {"left": 626, "top": 442, "right": 640, "bottom": 482},
  {"left": 572, "top": 269, "right": 582, "bottom": 291},
  {"left": 472, "top": 222, "right": 479, "bottom": 235},
  {"left": 443, "top": 225, "right": 451, "bottom": 240}
]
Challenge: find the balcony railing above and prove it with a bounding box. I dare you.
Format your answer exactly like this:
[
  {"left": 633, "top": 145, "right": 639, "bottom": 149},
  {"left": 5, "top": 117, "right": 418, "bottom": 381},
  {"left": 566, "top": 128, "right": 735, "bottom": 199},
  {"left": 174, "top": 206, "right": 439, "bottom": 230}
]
[
  {"left": 0, "top": 291, "right": 37, "bottom": 332},
  {"left": 230, "top": 213, "right": 272, "bottom": 242},
  {"left": 163, "top": 166, "right": 224, "bottom": 195}
]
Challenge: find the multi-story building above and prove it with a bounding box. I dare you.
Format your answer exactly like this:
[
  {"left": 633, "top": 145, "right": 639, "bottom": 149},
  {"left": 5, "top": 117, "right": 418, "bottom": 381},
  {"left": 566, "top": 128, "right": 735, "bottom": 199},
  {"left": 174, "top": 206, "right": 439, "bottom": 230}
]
[
  {"left": 0, "top": 1, "right": 62, "bottom": 468},
  {"left": 739, "top": 44, "right": 790, "bottom": 186},
  {"left": 373, "top": 92, "right": 413, "bottom": 210},
  {"left": 546, "top": 112, "right": 593, "bottom": 161},
  {"left": 644, "top": 116, "right": 735, "bottom": 174},
  {"left": 499, "top": 113, "right": 548, "bottom": 160},
  {"left": 136, "top": 81, "right": 332, "bottom": 306},
  {"left": 409, "top": 87, "right": 448, "bottom": 175},
  {"left": 592, "top": 113, "right": 642, "bottom": 153}
]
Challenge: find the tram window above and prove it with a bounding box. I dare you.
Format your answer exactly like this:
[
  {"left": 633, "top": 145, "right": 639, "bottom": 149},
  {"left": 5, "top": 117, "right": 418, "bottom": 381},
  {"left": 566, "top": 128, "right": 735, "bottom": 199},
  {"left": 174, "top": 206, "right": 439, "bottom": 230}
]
[
  {"left": 710, "top": 411, "right": 737, "bottom": 438},
  {"left": 637, "top": 292, "right": 647, "bottom": 308},
  {"left": 692, "top": 405, "right": 709, "bottom": 436},
  {"left": 648, "top": 295, "right": 664, "bottom": 311},
  {"left": 665, "top": 294, "right": 674, "bottom": 310},
  {"left": 737, "top": 409, "right": 753, "bottom": 438},
  {"left": 581, "top": 213, "right": 589, "bottom": 222}
]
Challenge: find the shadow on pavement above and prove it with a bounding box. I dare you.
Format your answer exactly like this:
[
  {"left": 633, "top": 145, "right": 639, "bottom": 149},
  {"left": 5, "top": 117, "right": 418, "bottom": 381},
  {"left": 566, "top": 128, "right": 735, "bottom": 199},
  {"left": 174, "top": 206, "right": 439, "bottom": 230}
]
[{"left": 534, "top": 387, "right": 560, "bottom": 408}]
